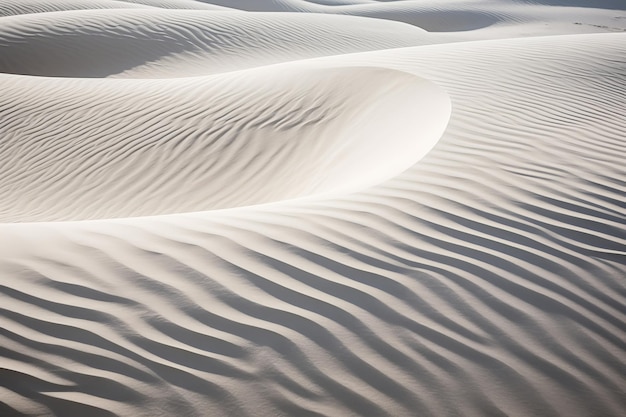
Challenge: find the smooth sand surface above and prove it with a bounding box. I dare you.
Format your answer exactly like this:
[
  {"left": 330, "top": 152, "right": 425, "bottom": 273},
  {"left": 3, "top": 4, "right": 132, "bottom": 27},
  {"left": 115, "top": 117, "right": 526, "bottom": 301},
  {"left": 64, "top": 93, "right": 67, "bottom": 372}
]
[{"left": 1, "top": 1, "right": 625, "bottom": 416}]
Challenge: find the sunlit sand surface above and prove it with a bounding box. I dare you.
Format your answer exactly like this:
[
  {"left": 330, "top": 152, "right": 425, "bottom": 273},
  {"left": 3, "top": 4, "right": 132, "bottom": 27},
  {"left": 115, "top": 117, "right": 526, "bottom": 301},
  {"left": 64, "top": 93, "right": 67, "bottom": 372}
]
[{"left": 1, "top": 1, "right": 625, "bottom": 416}]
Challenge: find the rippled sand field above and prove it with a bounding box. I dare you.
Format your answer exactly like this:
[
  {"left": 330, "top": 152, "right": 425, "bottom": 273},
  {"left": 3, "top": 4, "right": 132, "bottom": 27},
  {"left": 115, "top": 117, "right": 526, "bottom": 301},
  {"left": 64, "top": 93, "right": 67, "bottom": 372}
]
[{"left": 1, "top": 1, "right": 625, "bottom": 416}]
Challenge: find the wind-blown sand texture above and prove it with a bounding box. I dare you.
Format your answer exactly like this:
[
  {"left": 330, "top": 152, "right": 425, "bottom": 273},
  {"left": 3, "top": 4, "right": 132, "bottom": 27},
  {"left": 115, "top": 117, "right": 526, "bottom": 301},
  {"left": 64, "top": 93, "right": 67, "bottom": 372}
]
[{"left": 1, "top": 1, "right": 625, "bottom": 416}]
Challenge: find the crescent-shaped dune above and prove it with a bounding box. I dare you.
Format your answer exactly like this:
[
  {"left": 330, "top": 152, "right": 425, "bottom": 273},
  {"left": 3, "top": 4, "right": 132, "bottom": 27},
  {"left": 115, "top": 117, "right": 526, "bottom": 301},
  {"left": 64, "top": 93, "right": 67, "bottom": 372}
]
[
  {"left": 0, "top": 66, "right": 450, "bottom": 221},
  {"left": 0, "top": 1, "right": 625, "bottom": 417},
  {"left": 0, "top": 0, "right": 151, "bottom": 17},
  {"left": 0, "top": 0, "right": 234, "bottom": 17},
  {"left": 0, "top": 10, "right": 432, "bottom": 77}
]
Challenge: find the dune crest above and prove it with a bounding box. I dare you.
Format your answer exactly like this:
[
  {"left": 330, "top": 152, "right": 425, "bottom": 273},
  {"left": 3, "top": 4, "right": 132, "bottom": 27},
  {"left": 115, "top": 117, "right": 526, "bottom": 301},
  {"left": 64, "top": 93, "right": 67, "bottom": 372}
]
[
  {"left": 0, "top": 10, "right": 431, "bottom": 78},
  {"left": 0, "top": 66, "right": 449, "bottom": 222}
]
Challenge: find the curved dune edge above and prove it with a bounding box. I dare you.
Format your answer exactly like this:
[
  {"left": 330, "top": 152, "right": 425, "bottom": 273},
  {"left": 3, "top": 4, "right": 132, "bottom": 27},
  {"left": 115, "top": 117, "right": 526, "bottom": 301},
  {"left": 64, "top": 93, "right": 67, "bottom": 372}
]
[
  {"left": 0, "top": 10, "right": 430, "bottom": 78},
  {"left": 0, "top": 0, "right": 152, "bottom": 17},
  {"left": 0, "top": 66, "right": 450, "bottom": 223},
  {"left": 0, "top": 0, "right": 234, "bottom": 17}
]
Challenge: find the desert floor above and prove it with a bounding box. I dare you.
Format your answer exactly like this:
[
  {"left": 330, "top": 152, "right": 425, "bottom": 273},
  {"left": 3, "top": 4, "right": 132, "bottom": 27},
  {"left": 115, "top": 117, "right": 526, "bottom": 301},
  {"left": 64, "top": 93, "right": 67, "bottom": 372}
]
[{"left": 1, "top": 1, "right": 625, "bottom": 416}]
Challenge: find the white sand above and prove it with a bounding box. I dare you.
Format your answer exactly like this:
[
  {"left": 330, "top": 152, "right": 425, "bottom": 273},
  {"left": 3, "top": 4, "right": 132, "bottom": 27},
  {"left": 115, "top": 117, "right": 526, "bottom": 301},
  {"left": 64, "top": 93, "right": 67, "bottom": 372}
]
[{"left": 1, "top": 1, "right": 625, "bottom": 416}]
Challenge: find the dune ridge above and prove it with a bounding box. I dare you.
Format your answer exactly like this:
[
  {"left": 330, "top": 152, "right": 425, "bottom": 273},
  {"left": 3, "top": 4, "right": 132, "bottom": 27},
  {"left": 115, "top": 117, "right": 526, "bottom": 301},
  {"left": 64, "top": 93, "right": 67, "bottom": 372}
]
[
  {"left": 0, "top": 10, "right": 433, "bottom": 78},
  {"left": 0, "top": 66, "right": 450, "bottom": 221},
  {"left": 0, "top": 1, "right": 625, "bottom": 417}
]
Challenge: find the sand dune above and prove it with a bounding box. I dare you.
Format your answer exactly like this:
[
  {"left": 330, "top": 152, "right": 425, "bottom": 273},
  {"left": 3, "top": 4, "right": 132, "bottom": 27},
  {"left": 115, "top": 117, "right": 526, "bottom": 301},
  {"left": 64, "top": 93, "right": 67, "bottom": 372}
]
[
  {"left": 0, "top": 66, "right": 450, "bottom": 221},
  {"left": 0, "top": 10, "right": 432, "bottom": 77},
  {"left": 0, "top": 0, "right": 234, "bottom": 16},
  {"left": 0, "top": 0, "right": 150, "bottom": 17},
  {"left": 1, "top": 1, "right": 625, "bottom": 417},
  {"left": 185, "top": 0, "right": 626, "bottom": 34}
]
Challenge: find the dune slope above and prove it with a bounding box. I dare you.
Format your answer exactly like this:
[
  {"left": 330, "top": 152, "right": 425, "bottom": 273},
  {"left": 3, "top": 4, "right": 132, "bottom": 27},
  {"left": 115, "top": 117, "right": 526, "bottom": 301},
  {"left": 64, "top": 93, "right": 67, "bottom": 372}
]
[
  {"left": 0, "top": 66, "right": 450, "bottom": 221},
  {"left": 0, "top": 10, "right": 432, "bottom": 78}
]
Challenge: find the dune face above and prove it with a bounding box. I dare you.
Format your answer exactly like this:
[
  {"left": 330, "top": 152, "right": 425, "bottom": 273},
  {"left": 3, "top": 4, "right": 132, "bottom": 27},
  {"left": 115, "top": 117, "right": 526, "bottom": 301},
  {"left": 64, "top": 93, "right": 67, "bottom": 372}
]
[
  {"left": 0, "top": 11, "right": 432, "bottom": 78},
  {"left": 1, "top": 1, "right": 625, "bottom": 417},
  {"left": 0, "top": 67, "right": 450, "bottom": 221},
  {"left": 0, "top": 0, "right": 150, "bottom": 17}
]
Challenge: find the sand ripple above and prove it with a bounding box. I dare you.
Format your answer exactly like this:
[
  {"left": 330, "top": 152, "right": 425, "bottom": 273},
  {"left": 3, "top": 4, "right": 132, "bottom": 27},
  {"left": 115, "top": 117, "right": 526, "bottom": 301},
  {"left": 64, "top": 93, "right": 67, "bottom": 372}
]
[{"left": 0, "top": 2, "right": 625, "bottom": 417}]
